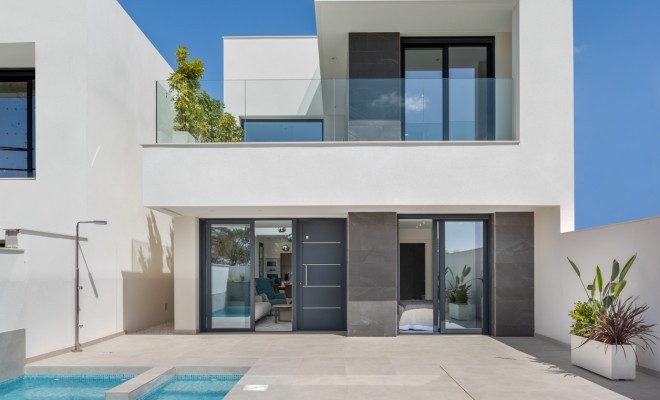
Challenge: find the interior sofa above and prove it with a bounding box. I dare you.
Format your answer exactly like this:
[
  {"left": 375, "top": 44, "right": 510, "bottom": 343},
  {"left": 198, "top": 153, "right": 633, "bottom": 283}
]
[{"left": 255, "top": 295, "right": 272, "bottom": 321}]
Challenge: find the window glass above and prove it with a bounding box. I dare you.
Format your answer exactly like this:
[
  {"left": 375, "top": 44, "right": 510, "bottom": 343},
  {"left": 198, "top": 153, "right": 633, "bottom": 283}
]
[
  {"left": 0, "top": 75, "right": 34, "bottom": 178},
  {"left": 243, "top": 120, "right": 323, "bottom": 142}
]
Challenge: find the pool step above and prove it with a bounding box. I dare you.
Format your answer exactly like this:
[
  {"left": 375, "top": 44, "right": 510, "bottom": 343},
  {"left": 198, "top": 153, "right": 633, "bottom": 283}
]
[{"left": 105, "top": 367, "right": 174, "bottom": 400}]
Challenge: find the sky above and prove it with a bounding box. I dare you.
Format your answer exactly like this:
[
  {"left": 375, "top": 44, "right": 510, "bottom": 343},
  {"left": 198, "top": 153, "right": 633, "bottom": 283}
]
[{"left": 118, "top": 0, "right": 660, "bottom": 230}]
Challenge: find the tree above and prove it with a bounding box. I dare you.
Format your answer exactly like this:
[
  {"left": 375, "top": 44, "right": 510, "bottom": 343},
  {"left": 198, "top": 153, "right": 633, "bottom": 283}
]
[{"left": 167, "top": 46, "right": 244, "bottom": 142}]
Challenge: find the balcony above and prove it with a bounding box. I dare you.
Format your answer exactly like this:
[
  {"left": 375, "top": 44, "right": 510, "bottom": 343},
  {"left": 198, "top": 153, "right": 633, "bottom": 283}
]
[{"left": 155, "top": 78, "right": 514, "bottom": 143}]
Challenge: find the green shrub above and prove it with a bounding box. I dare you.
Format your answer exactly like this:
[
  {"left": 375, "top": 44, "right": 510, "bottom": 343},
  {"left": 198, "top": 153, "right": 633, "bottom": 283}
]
[{"left": 568, "top": 301, "right": 596, "bottom": 336}]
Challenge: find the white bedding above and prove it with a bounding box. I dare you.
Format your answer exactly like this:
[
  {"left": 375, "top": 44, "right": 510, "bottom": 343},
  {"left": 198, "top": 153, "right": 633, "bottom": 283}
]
[{"left": 398, "top": 302, "right": 434, "bottom": 331}]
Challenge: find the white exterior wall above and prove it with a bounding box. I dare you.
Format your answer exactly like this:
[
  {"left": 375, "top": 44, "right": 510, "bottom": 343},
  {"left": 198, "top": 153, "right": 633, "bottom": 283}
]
[
  {"left": 173, "top": 217, "right": 199, "bottom": 333},
  {"left": 223, "top": 37, "right": 324, "bottom": 127},
  {"left": 0, "top": 250, "right": 27, "bottom": 337},
  {"left": 516, "top": 0, "right": 574, "bottom": 231},
  {"left": 535, "top": 213, "right": 660, "bottom": 374},
  {"left": 0, "top": 0, "right": 174, "bottom": 357},
  {"left": 143, "top": 142, "right": 565, "bottom": 215}
]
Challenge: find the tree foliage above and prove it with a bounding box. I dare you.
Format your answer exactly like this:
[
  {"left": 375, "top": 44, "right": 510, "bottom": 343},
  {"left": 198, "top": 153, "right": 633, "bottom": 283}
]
[{"left": 167, "top": 46, "right": 243, "bottom": 142}]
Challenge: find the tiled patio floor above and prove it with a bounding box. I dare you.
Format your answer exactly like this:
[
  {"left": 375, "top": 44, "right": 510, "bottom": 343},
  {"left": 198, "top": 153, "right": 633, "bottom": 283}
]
[{"left": 26, "top": 333, "right": 659, "bottom": 399}]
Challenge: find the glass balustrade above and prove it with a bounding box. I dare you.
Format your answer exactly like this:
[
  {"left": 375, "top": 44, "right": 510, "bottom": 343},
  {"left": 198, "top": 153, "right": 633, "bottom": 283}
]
[{"left": 156, "top": 78, "right": 513, "bottom": 143}]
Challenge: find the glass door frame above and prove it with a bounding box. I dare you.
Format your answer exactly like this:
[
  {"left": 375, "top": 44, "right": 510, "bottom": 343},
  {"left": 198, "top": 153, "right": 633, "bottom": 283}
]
[
  {"left": 397, "top": 214, "right": 491, "bottom": 335},
  {"left": 199, "top": 218, "right": 299, "bottom": 332},
  {"left": 438, "top": 216, "right": 490, "bottom": 334},
  {"left": 401, "top": 37, "right": 495, "bottom": 141},
  {"left": 200, "top": 219, "right": 255, "bottom": 332}
]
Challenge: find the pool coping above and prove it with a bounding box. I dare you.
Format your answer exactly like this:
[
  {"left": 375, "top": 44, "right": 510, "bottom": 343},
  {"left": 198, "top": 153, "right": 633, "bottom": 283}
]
[{"left": 105, "top": 366, "right": 249, "bottom": 400}]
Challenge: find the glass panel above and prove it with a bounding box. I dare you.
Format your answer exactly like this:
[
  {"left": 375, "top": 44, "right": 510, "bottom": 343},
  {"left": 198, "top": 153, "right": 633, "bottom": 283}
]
[
  {"left": 209, "top": 223, "right": 251, "bottom": 329},
  {"left": 448, "top": 47, "right": 489, "bottom": 140},
  {"left": 254, "top": 220, "right": 293, "bottom": 332},
  {"left": 243, "top": 120, "right": 322, "bottom": 142},
  {"left": 156, "top": 78, "right": 513, "bottom": 142},
  {"left": 442, "top": 221, "right": 485, "bottom": 332},
  {"left": 404, "top": 48, "right": 443, "bottom": 141},
  {"left": 398, "top": 219, "right": 434, "bottom": 333},
  {"left": 0, "top": 81, "right": 29, "bottom": 178},
  {"left": 348, "top": 78, "right": 401, "bottom": 141}
]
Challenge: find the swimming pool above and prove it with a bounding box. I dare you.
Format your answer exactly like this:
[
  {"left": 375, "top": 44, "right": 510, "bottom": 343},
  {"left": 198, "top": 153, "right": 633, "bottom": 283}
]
[
  {"left": 0, "top": 374, "right": 133, "bottom": 399},
  {"left": 139, "top": 375, "right": 242, "bottom": 400}
]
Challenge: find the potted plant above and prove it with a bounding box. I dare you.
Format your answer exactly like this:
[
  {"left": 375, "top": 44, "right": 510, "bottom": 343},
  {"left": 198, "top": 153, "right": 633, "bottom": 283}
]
[
  {"left": 567, "top": 254, "right": 657, "bottom": 380},
  {"left": 445, "top": 265, "right": 479, "bottom": 321}
]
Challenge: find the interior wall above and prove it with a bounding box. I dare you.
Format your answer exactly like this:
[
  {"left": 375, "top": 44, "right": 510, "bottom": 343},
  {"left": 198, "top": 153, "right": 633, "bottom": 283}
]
[{"left": 398, "top": 227, "right": 432, "bottom": 300}]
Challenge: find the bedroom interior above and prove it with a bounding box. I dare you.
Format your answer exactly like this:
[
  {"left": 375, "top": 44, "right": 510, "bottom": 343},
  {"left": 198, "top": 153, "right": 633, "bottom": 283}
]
[{"left": 398, "top": 218, "right": 486, "bottom": 333}]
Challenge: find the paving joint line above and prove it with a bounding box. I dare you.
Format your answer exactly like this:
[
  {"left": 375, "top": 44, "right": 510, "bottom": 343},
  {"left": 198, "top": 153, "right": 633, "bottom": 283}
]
[{"left": 439, "top": 365, "right": 475, "bottom": 400}]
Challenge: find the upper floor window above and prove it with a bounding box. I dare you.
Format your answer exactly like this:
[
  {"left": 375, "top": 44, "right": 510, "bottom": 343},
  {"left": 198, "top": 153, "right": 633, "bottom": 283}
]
[
  {"left": 0, "top": 70, "right": 35, "bottom": 178},
  {"left": 402, "top": 37, "right": 494, "bottom": 141},
  {"left": 243, "top": 120, "right": 323, "bottom": 142}
]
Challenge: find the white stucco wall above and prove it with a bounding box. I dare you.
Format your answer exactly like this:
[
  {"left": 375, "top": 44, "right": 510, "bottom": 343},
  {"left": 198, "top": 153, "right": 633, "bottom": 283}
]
[
  {"left": 0, "top": 250, "right": 27, "bottom": 336},
  {"left": 0, "top": 0, "right": 174, "bottom": 357},
  {"left": 173, "top": 217, "right": 199, "bottom": 333},
  {"left": 536, "top": 212, "right": 660, "bottom": 373},
  {"left": 143, "top": 142, "right": 566, "bottom": 216},
  {"left": 516, "top": 0, "right": 574, "bottom": 231}
]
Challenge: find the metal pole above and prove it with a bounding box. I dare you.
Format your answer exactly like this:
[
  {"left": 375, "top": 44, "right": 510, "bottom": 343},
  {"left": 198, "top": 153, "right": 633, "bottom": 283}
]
[{"left": 74, "top": 222, "right": 81, "bottom": 352}]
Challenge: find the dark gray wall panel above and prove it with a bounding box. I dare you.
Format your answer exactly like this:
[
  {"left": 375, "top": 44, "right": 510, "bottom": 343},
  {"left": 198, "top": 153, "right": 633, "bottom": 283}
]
[
  {"left": 348, "top": 32, "right": 401, "bottom": 141},
  {"left": 491, "top": 212, "right": 534, "bottom": 336},
  {"left": 347, "top": 212, "right": 398, "bottom": 336}
]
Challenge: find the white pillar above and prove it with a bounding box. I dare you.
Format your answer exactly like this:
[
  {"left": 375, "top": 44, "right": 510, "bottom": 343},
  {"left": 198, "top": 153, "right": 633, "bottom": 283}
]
[{"left": 173, "top": 217, "right": 199, "bottom": 333}]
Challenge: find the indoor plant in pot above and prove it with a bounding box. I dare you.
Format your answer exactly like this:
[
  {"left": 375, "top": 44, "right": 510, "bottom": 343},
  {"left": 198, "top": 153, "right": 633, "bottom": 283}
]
[
  {"left": 445, "top": 265, "right": 478, "bottom": 321},
  {"left": 568, "top": 254, "right": 657, "bottom": 380}
]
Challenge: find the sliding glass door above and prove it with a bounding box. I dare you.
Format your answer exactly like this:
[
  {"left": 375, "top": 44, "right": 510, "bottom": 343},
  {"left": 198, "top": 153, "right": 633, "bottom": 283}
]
[
  {"left": 402, "top": 38, "right": 494, "bottom": 141},
  {"left": 439, "top": 219, "right": 488, "bottom": 334},
  {"left": 203, "top": 221, "right": 253, "bottom": 331}
]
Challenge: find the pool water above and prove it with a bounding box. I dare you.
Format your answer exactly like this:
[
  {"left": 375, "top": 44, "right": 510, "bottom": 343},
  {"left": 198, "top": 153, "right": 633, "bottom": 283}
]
[
  {"left": 140, "top": 375, "right": 242, "bottom": 400},
  {"left": 211, "top": 306, "right": 249, "bottom": 317},
  {"left": 0, "top": 375, "right": 133, "bottom": 399}
]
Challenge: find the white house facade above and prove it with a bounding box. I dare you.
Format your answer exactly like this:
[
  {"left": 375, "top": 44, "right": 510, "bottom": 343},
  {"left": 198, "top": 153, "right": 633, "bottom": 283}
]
[
  {"left": 0, "top": 0, "right": 174, "bottom": 359},
  {"left": 144, "top": 0, "right": 575, "bottom": 337}
]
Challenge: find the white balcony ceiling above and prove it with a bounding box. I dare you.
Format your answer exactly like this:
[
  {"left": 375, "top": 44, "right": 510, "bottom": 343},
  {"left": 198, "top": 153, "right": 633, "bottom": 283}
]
[{"left": 315, "top": 0, "right": 517, "bottom": 78}]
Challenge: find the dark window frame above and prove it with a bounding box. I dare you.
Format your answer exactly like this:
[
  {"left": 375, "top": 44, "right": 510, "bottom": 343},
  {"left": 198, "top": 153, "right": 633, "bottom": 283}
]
[
  {"left": 397, "top": 214, "right": 491, "bottom": 335},
  {"left": 401, "top": 37, "right": 495, "bottom": 141},
  {"left": 240, "top": 118, "right": 325, "bottom": 142},
  {"left": 0, "top": 69, "right": 35, "bottom": 178}
]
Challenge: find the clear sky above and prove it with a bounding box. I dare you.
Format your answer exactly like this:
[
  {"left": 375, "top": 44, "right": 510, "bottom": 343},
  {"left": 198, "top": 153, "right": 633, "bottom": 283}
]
[{"left": 118, "top": 0, "right": 660, "bottom": 230}]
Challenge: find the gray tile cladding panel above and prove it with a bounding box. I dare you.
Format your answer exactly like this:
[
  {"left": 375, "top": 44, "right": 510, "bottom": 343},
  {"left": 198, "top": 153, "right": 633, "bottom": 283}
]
[{"left": 492, "top": 212, "right": 535, "bottom": 337}]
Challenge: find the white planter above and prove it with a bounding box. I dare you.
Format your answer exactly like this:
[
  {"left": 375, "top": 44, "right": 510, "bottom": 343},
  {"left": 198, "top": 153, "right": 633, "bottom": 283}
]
[
  {"left": 448, "top": 303, "right": 475, "bottom": 321},
  {"left": 570, "top": 335, "right": 637, "bottom": 380}
]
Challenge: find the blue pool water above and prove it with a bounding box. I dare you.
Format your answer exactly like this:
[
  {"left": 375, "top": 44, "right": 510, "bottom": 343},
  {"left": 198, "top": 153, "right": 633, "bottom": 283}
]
[
  {"left": 139, "top": 375, "right": 242, "bottom": 400},
  {"left": 212, "top": 306, "right": 249, "bottom": 317},
  {"left": 0, "top": 375, "right": 133, "bottom": 399}
]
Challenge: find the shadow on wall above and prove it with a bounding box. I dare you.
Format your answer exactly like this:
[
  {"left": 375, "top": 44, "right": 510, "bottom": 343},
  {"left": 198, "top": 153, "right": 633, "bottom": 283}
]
[{"left": 122, "top": 211, "right": 174, "bottom": 333}]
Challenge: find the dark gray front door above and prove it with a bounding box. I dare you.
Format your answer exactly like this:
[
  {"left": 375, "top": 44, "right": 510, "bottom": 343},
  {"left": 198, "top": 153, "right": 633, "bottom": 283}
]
[{"left": 297, "top": 219, "right": 346, "bottom": 331}]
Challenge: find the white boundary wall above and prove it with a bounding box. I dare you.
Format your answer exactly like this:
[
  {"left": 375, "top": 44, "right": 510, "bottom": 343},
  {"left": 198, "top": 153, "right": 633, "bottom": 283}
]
[{"left": 536, "top": 209, "right": 660, "bottom": 373}]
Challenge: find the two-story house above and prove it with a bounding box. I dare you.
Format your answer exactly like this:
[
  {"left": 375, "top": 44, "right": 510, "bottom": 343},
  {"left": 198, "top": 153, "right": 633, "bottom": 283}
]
[{"left": 144, "top": 0, "right": 574, "bottom": 337}]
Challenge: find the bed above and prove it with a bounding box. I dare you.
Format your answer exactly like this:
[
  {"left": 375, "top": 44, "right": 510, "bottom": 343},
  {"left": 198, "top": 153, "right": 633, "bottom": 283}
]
[{"left": 398, "top": 300, "right": 434, "bottom": 331}]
